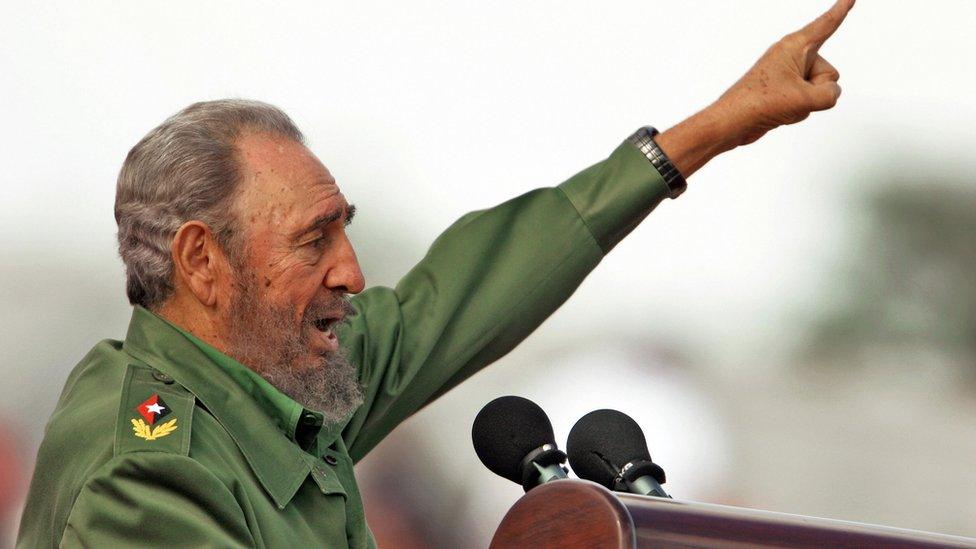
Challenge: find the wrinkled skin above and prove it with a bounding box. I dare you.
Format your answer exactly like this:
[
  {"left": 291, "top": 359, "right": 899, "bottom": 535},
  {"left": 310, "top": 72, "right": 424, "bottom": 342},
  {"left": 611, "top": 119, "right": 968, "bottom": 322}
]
[{"left": 161, "top": 132, "right": 366, "bottom": 419}]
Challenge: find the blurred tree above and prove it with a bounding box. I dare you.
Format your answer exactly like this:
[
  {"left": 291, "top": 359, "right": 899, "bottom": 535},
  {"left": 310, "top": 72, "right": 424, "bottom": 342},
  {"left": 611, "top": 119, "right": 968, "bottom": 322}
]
[{"left": 803, "top": 172, "right": 976, "bottom": 381}]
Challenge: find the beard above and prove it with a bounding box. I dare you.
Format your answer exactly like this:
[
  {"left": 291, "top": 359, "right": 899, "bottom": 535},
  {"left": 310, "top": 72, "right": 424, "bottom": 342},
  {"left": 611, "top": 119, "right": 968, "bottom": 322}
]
[{"left": 223, "top": 269, "right": 364, "bottom": 425}]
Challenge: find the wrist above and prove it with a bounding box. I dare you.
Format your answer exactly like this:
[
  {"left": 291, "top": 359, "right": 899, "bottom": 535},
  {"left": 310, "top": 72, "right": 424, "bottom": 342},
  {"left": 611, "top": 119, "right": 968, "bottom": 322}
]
[
  {"left": 628, "top": 127, "right": 688, "bottom": 199},
  {"left": 655, "top": 105, "right": 741, "bottom": 179}
]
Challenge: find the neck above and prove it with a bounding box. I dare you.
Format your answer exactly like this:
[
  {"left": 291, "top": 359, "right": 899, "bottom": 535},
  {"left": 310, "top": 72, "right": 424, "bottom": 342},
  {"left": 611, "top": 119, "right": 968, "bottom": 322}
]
[{"left": 155, "top": 295, "right": 231, "bottom": 355}]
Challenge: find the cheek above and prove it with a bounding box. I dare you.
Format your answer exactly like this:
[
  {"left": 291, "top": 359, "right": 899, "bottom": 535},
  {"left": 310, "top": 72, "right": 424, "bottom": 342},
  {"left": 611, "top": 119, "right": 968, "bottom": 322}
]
[
  {"left": 265, "top": 263, "right": 326, "bottom": 308},
  {"left": 262, "top": 250, "right": 314, "bottom": 286},
  {"left": 260, "top": 245, "right": 330, "bottom": 301}
]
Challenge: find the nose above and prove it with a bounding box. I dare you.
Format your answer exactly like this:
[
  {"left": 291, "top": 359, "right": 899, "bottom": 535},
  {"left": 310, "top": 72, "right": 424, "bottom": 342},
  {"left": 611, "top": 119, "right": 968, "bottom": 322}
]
[{"left": 324, "top": 233, "right": 366, "bottom": 295}]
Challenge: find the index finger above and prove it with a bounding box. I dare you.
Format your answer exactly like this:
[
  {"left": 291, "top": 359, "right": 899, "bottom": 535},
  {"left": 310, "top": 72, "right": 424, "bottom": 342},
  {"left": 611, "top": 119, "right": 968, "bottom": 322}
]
[{"left": 795, "top": 0, "right": 855, "bottom": 48}]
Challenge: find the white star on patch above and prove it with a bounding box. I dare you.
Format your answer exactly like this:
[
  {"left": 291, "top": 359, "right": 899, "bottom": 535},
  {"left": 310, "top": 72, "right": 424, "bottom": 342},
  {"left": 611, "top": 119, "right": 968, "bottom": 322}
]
[{"left": 145, "top": 403, "right": 166, "bottom": 415}]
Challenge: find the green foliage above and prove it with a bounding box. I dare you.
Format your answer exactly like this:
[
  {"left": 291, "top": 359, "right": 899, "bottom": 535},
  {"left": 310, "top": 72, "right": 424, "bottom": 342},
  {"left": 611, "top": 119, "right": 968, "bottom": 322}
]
[{"left": 804, "top": 175, "right": 976, "bottom": 372}]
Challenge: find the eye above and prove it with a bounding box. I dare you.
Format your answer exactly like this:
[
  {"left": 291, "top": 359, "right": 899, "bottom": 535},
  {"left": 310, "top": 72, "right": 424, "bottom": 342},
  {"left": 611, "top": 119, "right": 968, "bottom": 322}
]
[{"left": 308, "top": 236, "right": 328, "bottom": 248}]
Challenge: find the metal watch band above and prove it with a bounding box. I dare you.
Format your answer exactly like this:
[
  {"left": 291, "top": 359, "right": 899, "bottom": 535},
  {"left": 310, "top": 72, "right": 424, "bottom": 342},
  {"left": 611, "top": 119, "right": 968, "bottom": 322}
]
[{"left": 627, "top": 126, "right": 687, "bottom": 199}]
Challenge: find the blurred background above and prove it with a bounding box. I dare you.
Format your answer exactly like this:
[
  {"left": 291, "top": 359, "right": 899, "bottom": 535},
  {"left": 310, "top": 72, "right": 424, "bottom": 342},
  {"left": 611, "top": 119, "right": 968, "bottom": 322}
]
[{"left": 2, "top": 0, "right": 975, "bottom": 546}]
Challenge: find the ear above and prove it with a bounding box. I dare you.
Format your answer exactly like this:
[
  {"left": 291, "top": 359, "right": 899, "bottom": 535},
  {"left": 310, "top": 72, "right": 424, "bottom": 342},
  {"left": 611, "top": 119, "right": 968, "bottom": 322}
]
[{"left": 170, "top": 220, "right": 227, "bottom": 307}]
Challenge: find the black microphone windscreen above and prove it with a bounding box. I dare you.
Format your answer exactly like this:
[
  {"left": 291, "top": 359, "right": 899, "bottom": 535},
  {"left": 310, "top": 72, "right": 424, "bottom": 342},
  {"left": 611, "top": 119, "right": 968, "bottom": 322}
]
[
  {"left": 471, "top": 396, "right": 557, "bottom": 484},
  {"left": 566, "top": 409, "right": 652, "bottom": 488}
]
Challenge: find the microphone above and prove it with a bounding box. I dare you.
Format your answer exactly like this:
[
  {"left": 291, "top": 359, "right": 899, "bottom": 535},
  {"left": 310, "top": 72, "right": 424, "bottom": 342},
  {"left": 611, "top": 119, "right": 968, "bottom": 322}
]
[
  {"left": 566, "top": 409, "right": 670, "bottom": 498},
  {"left": 471, "top": 395, "right": 569, "bottom": 492}
]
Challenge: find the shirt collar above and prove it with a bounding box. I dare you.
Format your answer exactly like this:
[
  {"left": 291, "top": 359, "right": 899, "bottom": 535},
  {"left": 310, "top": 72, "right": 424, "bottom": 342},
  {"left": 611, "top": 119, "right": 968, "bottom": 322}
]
[
  {"left": 122, "top": 305, "right": 315, "bottom": 509},
  {"left": 174, "top": 324, "right": 325, "bottom": 448}
]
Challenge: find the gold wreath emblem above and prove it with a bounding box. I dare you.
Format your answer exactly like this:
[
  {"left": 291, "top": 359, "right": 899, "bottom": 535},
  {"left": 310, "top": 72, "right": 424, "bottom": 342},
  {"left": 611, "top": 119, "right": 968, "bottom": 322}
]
[{"left": 131, "top": 418, "right": 178, "bottom": 441}]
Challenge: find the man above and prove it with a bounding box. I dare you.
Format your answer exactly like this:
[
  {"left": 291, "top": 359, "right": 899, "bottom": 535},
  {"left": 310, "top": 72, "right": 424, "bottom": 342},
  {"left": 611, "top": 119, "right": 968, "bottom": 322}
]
[{"left": 17, "top": 1, "right": 854, "bottom": 546}]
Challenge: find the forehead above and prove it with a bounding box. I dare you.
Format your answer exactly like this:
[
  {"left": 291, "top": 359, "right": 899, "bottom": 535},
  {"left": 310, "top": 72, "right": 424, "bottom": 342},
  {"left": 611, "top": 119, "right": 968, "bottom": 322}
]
[{"left": 234, "top": 131, "right": 345, "bottom": 231}]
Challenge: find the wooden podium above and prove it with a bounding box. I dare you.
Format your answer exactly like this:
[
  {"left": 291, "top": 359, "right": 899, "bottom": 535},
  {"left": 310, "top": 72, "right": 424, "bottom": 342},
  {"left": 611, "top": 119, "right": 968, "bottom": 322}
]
[{"left": 490, "top": 480, "right": 976, "bottom": 548}]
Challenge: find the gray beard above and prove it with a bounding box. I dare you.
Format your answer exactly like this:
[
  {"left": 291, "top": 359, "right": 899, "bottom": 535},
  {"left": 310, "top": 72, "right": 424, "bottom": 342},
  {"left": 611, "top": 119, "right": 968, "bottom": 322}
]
[{"left": 223, "top": 271, "right": 363, "bottom": 425}]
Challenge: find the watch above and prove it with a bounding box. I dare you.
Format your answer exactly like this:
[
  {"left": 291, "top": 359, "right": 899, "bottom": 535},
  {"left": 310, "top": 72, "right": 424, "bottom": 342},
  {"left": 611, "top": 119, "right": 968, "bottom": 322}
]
[{"left": 627, "top": 126, "right": 687, "bottom": 199}]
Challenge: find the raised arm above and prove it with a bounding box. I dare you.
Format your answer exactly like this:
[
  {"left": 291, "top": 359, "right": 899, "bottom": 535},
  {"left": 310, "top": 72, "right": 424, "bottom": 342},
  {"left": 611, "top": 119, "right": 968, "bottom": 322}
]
[{"left": 339, "top": 0, "right": 855, "bottom": 460}]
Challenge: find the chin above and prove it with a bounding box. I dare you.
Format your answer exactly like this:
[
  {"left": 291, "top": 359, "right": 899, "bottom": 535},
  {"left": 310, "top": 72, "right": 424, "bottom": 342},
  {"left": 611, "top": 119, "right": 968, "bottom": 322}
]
[{"left": 292, "top": 353, "right": 325, "bottom": 373}]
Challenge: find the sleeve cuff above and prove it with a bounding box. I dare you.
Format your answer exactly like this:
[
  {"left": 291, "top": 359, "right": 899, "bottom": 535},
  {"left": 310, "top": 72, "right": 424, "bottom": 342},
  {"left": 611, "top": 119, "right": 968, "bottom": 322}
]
[{"left": 557, "top": 139, "right": 672, "bottom": 255}]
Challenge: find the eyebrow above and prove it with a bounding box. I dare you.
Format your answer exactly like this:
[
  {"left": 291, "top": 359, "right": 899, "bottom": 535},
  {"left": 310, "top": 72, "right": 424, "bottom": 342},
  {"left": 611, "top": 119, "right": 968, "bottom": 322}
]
[{"left": 294, "top": 203, "right": 356, "bottom": 240}]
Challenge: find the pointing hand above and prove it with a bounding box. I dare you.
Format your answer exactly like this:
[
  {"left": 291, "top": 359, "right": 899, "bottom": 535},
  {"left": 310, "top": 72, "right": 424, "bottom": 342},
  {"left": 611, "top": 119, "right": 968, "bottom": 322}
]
[
  {"left": 655, "top": 0, "right": 856, "bottom": 178},
  {"left": 716, "top": 0, "right": 855, "bottom": 146}
]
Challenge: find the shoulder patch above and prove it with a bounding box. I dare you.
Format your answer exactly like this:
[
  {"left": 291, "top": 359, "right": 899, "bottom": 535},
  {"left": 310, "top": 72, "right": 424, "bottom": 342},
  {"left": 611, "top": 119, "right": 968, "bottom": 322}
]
[{"left": 114, "top": 364, "right": 195, "bottom": 457}]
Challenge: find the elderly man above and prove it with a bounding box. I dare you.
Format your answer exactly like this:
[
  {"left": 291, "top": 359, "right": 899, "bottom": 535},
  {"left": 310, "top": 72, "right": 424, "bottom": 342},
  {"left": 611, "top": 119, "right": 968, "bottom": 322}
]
[{"left": 18, "top": 1, "right": 853, "bottom": 547}]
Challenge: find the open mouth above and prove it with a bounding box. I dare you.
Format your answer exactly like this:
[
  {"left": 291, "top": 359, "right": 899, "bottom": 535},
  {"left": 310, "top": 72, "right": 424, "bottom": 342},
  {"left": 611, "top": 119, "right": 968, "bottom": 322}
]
[
  {"left": 311, "top": 317, "right": 341, "bottom": 351},
  {"left": 313, "top": 318, "right": 337, "bottom": 333}
]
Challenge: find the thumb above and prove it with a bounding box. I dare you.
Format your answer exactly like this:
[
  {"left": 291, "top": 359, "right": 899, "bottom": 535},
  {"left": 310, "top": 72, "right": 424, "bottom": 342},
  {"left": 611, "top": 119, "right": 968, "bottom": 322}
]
[{"left": 808, "top": 81, "right": 842, "bottom": 111}]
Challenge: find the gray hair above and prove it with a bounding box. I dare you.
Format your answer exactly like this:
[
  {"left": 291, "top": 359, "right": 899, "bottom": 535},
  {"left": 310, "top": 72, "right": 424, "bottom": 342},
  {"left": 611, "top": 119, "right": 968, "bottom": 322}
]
[{"left": 115, "top": 99, "right": 305, "bottom": 309}]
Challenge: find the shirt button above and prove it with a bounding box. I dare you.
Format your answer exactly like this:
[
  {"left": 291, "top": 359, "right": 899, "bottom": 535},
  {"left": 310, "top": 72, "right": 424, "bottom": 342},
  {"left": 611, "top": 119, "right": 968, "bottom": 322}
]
[
  {"left": 323, "top": 455, "right": 339, "bottom": 466},
  {"left": 152, "top": 371, "right": 175, "bottom": 384}
]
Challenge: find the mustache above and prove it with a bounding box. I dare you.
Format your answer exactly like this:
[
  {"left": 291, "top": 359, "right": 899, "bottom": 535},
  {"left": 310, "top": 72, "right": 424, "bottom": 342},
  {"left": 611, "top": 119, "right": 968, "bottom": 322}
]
[{"left": 303, "top": 293, "right": 357, "bottom": 324}]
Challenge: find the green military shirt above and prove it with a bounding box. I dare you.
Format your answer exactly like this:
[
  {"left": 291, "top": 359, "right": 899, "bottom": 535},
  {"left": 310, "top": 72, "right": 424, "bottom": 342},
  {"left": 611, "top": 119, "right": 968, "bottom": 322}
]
[{"left": 17, "top": 140, "right": 669, "bottom": 548}]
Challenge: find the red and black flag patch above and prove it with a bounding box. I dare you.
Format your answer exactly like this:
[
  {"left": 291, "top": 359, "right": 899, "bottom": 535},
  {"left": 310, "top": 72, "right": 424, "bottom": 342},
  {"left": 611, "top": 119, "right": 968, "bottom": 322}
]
[
  {"left": 118, "top": 365, "right": 190, "bottom": 451},
  {"left": 136, "top": 394, "right": 172, "bottom": 426}
]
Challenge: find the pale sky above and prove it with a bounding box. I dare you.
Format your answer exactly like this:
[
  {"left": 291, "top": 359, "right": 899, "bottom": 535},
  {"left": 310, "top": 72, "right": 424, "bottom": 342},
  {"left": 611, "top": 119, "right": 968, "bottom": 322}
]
[{"left": 4, "top": 0, "right": 973, "bottom": 401}]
